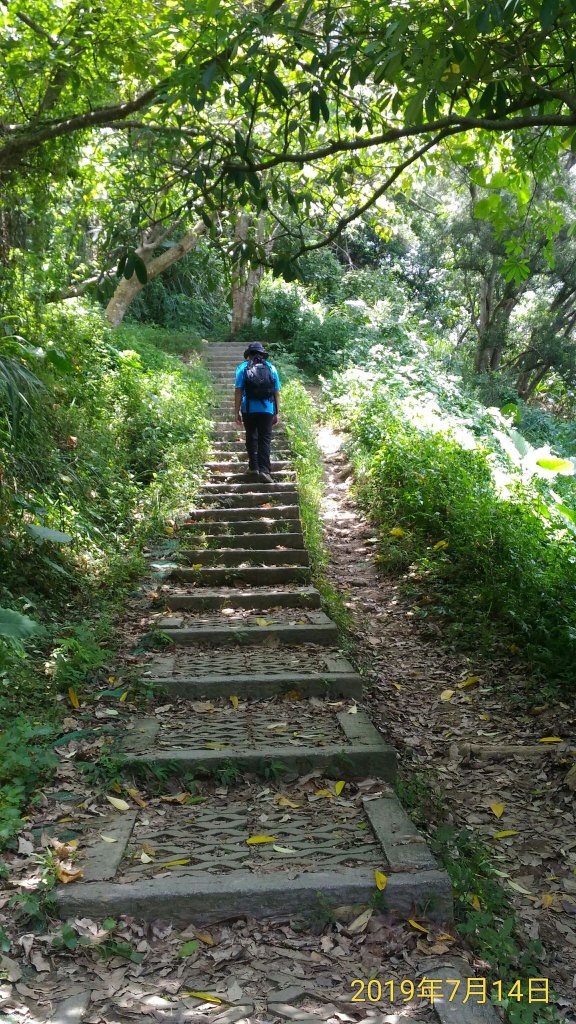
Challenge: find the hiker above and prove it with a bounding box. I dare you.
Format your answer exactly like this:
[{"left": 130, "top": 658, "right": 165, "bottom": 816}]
[{"left": 234, "top": 342, "right": 281, "bottom": 483}]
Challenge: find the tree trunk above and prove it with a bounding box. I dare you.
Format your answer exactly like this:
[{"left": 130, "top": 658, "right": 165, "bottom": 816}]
[
  {"left": 105, "top": 221, "right": 206, "bottom": 326},
  {"left": 230, "top": 213, "right": 270, "bottom": 335}
]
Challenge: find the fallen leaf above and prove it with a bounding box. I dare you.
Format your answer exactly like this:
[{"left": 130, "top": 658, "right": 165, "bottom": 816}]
[
  {"left": 493, "top": 830, "right": 519, "bottom": 839},
  {"left": 374, "top": 870, "right": 388, "bottom": 891},
  {"left": 179, "top": 940, "right": 200, "bottom": 957},
  {"left": 161, "top": 858, "right": 191, "bottom": 867},
  {"left": 160, "top": 792, "right": 191, "bottom": 804},
  {"left": 458, "top": 676, "right": 480, "bottom": 689},
  {"left": 68, "top": 688, "right": 80, "bottom": 710},
  {"left": 389, "top": 527, "right": 406, "bottom": 538},
  {"left": 490, "top": 802, "right": 505, "bottom": 819},
  {"left": 142, "top": 842, "right": 156, "bottom": 857},
  {"left": 229, "top": 695, "right": 239, "bottom": 709},
  {"left": 315, "top": 789, "right": 334, "bottom": 799},
  {"left": 125, "top": 787, "right": 147, "bottom": 808},
  {"left": 55, "top": 865, "right": 84, "bottom": 884},
  {"left": 140, "top": 852, "right": 153, "bottom": 863},
  {"left": 389, "top": 681, "right": 402, "bottom": 691},
  {"left": 195, "top": 930, "right": 214, "bottom": 946},
  {"left": 272, "top": 845, "right": 297, "bottom": 853},
  {"left": 246, "top": 835, "right": 277, "bottom": 845},
  {"left": 541, "top": 894, "right": 556, "bottom": 908},
  {"left": 105, "top": 795, "right": 130, "bottom": 812},
  {"left": 408, "top": 919, "right": 429, "bottom": 933},
  {"left": 347, "top": 704, "right": 358, "bottom": 714},
  {"left": 440, "top": 689, "right": 454, "bottom": 702},
  {"left": 538, "top": 736, "right": 563, "bottom": 743},
  {"left": 335, "top": 781, "right": 346, "bottom": 796},
  {"left": 274, "top": 796, "right": 302, "bottom": 809},
  {"left": 508, "top": 880, "right": 534, "bottom": 897},
  {"left": 255, "top": 617, "right": 273, "bottom": 627},
  {"left": 348, "top": 908, "right": 373, "bottom": 934},
  {"left": 119, "top": 691, "right": 129, "bottom": 702},
  {"left": 182, "top": 992, "right": 222, "bottom": 1004},
  {"left": 100, "top": 835, "right": 118, "bottom": 843},
  {"left": 433, "top": 539, "right": 449, "bottom": 550},
  {"left": 191, "top": 563, "right": 203, "bottom": 570}
]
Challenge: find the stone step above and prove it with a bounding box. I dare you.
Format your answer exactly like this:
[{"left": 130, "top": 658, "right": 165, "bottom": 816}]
[
  {"left": 171, "top": 565, "right": 310, "bottom": 585},
  {"left": 207, "top": 470, "right": 295, "bottom": 483},
  {"left": 159, "top": 585, "right": 322, "bottom": 611},
  {"left": 209, "top": 447, "right": 292, "bottom": 458},
  {"left": 201, "top": 481, "right": 297, "bottom": 494},
  {"left": 153, "top": 607, "right": 336, "bottom": 645},
  {"left": 177, "top": 531, "right": 305, "bottom": 549},
  {"left": 183, "top": 507, "right": 301, "bottom": 524},
  {"left": 194, "top": 491, "right": 299, "bottom": 508},
  {"left": 182, "top": 512, "right": 301, "bottom": 530},
  {"left": 119, "top": 709, "right": 396, "bottom": 780},
  {"left": 214, "top": 426, "right": 288, "bottom": 437},
  {"left": 206, "top": 461, "right": 292, "bottom": 472},
  {"left": 55, "top": 787, "right": 451, "bottom": 925},
  {"left": 178, "top": 548, "right": 309, "bottom": 567}
]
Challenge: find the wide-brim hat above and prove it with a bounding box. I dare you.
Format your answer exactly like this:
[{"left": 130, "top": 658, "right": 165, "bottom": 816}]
[{"left": 244, "top": 341, "right": 268, "bottom": 358}]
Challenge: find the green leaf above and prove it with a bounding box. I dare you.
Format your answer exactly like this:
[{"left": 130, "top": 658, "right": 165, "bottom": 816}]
[
  {"left": 540, "top": 0, "right": 560, "bottom": 29},
  {"left": 535, "top": 457, "right": 574, "bottom": 474},
  {"left": 555, "top": 503, "right": 576, "bottom": 525},
  {"left": 46, "top": 349, "right": 74, "bottom": 374},
  {"left": 123, "top": 254, "right": 135, "bottom": 280},
  {"left": 0, "top": 608, "right": 43, "bottom": 640},
  {"left": 501, "top": 402, "right": 521, "bottom": 424},
  {"left": 26, "top": 524, "right": 73, "bottom": 544},
  {"left": 132, "top": 255, "right": 148, "bottom": 285},
  {"left": 309, "top": 91, "right": 321, "bottom": 124},
  {"left": 179, "top": 939, "right": 200, "bottom": 957},
  {"left": 201, "top": 61, "right": 219, "bottom": 92},
  {"left": 116, "top": 254, "right": 127, "bottom": 278}
]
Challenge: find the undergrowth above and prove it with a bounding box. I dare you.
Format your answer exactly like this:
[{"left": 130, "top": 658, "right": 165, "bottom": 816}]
[{"left": 0, "top": 302, "right": 212, "bottom": 845}]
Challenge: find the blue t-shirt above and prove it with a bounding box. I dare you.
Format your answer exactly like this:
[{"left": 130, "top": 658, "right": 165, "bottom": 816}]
[{"left": 235, "top": 359, "right": 281, "bottom": 414}]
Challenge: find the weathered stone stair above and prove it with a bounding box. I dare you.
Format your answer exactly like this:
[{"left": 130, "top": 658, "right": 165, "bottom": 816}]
[{"left": 55, "top": 340, "right": 452, "bottom": 927}]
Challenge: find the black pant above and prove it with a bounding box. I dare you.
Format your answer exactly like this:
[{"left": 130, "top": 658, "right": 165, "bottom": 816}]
[{"left": 242, "top": 412, "right": 273, "bottom": 474}]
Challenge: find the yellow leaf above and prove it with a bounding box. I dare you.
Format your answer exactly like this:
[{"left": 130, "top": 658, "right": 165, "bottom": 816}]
[
  {"left": 105, "top": 795, "right": 130, "bottom": 812},
  {"left": 246, "top": 835, "right": 277, "bottom": 845},
  {"left": 469, "top": 894, "right": 481, "bottom": 910},
  {"left": 55, "top": 865, "right": 84, "bottom": 884},
  {"left": 539, "top": 736, "right": 563, "bottom": 743},
  {"left": 274, "top": 795, "right": 302, "bottom": 809},
  {"left": 108, "top": 675, "right": 117, "bottom": 683},
  {"left": 490, "top": 802, "right": 505, "bottom": 819},
  {"left": 433, "top": 539, "right": 449, "bottom": 550},
  {"left": 408, "top": 918, "right": 428, "bottom": 933},
  {"left": 182, "top": 992, "right": 222, "bottom": 1004},
  {"left": 160, "top": 792, "right": 190, "bottom": 804},
  {"left": 335, "top": 781, "right": 346, "bottom": 796},
  {"left": 191, "top": 563, "right": 203, "bottom": 570},
  {"left": 493, "top": 830, "right": 519, "bottom": 839},
  {"left": 164, "top": 527, "right": 174, "bottom": 536},
  {"left": 541, "top": 894, "right": 555, "bottom": 908},
  {"left": 119, "top": 690, "right": 129, "bottom": 702},
  {"left": 255, "top": 617, "right": 272, "bottom": 627},
  {"left": 282, "top": 689, "right": 302, "bottom": 700},
  {"left": 195, "top": 930, "right": 214, "bottom": 946},
  {"left": 479, "top": 713, "right": 490, "bottom": 721},
  {"left": 315, "top": 789, "right": 334, "bottom": 799},
  {"left": 374, "top": 870, "right": 388, "bottom": 891},
  {"left": 229, "top": 695, "right": 239, "bottom": 709},
  {"left": 125, "top": 787, "right": 147, "bottom": 808},
  {"left": 389, "top": 527, "right": 406, "bottom": 538},
  {"left": 458, "top": 676, "right": 480, "bottom": 689},
  {"left": 440, "top": 689, "right": 454, "bottom": 702},
  {"left": 390, "top": 681, "right": 402, "bottom": 691},
  {"left": 162, "top": 858, "right": 191, "bottom": 867},
  {"left": 68, "top": 687, "right": 80, "bottom": 710},
  {"left": 450, "top": 62, "right": 460, "bottom": 72},
  {"left": 142, "top": 842, "right": 156, "bottom": 857},
  {"left": 100, "top": 835, "right": 117, "bottom": 843}
]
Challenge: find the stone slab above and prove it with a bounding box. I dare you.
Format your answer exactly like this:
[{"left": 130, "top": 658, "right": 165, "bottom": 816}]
[
  {"left": 144, "top": 670, "right": 363, "bottom": 700},
  {"left": 172, "top": 566, "right": 311, "bottom": 585},
  {"left": 162, "top": 586, "right": 322, "bottom": 611},
  {"left": 185, "top": 505, "right": 301, "bottom": 521},
  {"left": 178, "top": 548, "right": 309, "bottom": 566},
  {"left": 119, "top": 710, "right": 396, "bottom": 781},
  {"left": 49, "top": 991, "right": 92, "bottom": 1024},
  {"left": 81, "top": 812, "right": 138, "bottom": 882},
  {"left": 202, "top": 482, "right": 297, "bottom": 493},
  {"left": 157, "top": 622, "right": 338, "bottom": 647},
  {"left": 57, "top": 867, "right": 452, "bottom": 925},
  {"left": 195, "top": 491, "right": 299, "bottom": 508},
  {"left": 177, "top": 532, "right": 305, "bottom": 550},
  {"left": 431, "top": 964, "right": 504, "bottom": 1022}
]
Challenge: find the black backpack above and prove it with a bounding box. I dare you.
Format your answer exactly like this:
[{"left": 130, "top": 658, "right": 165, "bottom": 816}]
[{"left": 244, "top": 357, "right": 275, "bottom": 411}]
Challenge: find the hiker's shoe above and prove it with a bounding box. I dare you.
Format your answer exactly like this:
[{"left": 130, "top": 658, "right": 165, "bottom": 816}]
[
  {"left": 241, "top": 470, "right": 260, "bottom": 482},
  {"left": 259, "top": 471, "right": 274, "bottom": 483}
]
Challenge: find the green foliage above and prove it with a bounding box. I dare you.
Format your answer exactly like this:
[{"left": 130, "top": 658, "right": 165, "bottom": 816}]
[
  {"left": 0, "top": 719, "right": 57, "bottom": 842},
  {"left": 326, "top": 346, "right": 576, "bottom": 689}
]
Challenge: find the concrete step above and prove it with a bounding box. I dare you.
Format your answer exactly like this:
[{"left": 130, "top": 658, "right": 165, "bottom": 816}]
[
  {"left": 182, "top": 512, "right": 301, "bottom": 529},
  {"left": 154, "top": 620, "right": 336, "bottom": 647},
  {"left": 55, "top": 786, "right": 451, "bottom": 925},
  {"left": 209, "top": 447, "right": 292, "bottom": 458},
  {"left": 159, "top": 585, "right": 321, "bottom": 611},
  {"left": 206, "top": 461, "right": 292, "bottom": 472},
  {"left": 201, "top": 481, "right": 297, "bottom": 494},
  {"left": 177, "top": 531, "right": 305, "bottom": 549},
  {"left": 194, "top": 491, "right": 299, "bottom": 508},
  {"left": 178, "top": 548, "right": 309, "bottom": 567},
  {"left": 171, "top": 565, "right": 311, "bottom": 585},
  {"left": 207, "top": 471, "right": 295, "bottom": 483},
  {"left": 119, "top": 709, "right": 396, "bottom": 780}
]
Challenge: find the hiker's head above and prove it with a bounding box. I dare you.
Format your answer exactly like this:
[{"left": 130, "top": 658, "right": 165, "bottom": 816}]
[{"left": 244, "top": 342, "right": 268, "bottom": 360}]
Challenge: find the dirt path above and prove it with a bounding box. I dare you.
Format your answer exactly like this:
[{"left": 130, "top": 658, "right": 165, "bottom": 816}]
[{"left": 317, "top": 423, "right": 576, "bottom": 1020}]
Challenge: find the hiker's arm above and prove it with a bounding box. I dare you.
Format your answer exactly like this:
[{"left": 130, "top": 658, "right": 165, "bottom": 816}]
[
  {"left": 235, "top": 388, "right": 243, "bottom": 424},
  {"left": 273, "top": 390, "right": 280, "bottom": 425}
]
